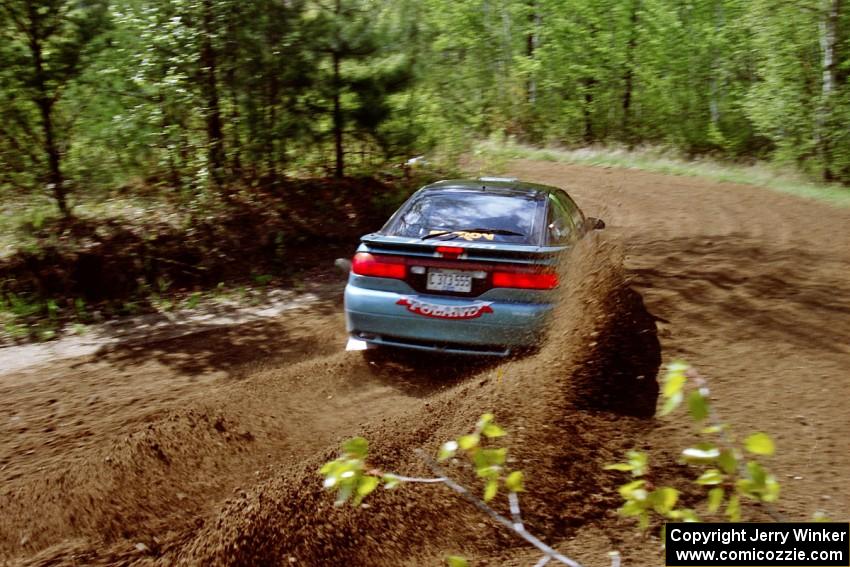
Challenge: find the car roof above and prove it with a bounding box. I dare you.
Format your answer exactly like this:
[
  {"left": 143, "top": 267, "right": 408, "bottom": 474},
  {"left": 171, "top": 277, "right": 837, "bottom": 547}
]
[{"left": 418, "top": 178, "right": 563, "bottom": 199}]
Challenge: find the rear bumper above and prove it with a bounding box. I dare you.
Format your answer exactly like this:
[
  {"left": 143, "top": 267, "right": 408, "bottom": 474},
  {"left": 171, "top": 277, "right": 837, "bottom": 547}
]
[{"left": 344, "top": 283, "right": 553, "bottom": 356}]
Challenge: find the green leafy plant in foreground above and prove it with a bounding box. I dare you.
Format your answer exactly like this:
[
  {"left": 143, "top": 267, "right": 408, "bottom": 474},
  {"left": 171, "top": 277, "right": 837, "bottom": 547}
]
[
  {"left": 320, "top": 414, "right": 590, "bottom": 567},
  {"left": 320, "top": 436, "right": 379, "bottom": 507},
  {"left": 320, "top": 413, "right": 520, "bottom": 507},
  {"left": 606, "top": 362, "right": 780, "bottom": 535},
  {"left": 320, "top": 363, "right": 795, "bottom": 565}
]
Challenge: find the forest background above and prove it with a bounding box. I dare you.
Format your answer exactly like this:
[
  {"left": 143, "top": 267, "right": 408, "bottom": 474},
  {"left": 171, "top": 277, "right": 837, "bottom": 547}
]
[{"left": 0, "top": 0, "right": 848, "bottom": 337}]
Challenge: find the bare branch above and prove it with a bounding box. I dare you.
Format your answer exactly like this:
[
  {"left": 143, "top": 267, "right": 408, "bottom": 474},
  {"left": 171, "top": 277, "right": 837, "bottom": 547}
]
[
  {"left": 508, "top": 491, "right": 524, "bottom": 530},
  {"left": 389, "top": 474, "right": 446, "bottom": 484},
  {"left": 415, "top": 449, "right": 583, "bottom": 567}
]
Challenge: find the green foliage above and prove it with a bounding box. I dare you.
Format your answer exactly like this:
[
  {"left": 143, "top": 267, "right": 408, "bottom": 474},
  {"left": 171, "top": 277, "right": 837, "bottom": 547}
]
[
  {"left": 320, "top": 414, "right": 526, "bottom": 506},
  {"left": 604, "top": 450, "right": 648, "bottom": 476},
  {"left": 320, "top": 436, "right": 381, "bottom": 506},
  {"left": 441, "top": 413, "right": 524, "bottom": 502},
  {"left": 607, "top": 362, "right": 781, "bottom": 534},
  {"left": 252, "top": 275, "right": 274, "bottom": 286},
  {"left": 0, "top": 292, "right": 66, "bottom": 342},
  {"left": 445, "top": 555, "right": 469, "bottom": 567},
  {"left": 319, "top": 415, "right": 586, "bottom": 564},
  {"left": 744, "top": 432, "right": 775, "bottom": 456},
  {"left": 505, "top": 471, "right": 524, "bottom": 493},
  {"left": 184, "top": 292, "right": 202, "bottom": 310}
]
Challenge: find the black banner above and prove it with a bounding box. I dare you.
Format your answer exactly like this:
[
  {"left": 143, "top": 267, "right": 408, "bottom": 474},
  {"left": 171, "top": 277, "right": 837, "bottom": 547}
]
[{"left": 666, "top": 523, "right": 849, "bottom": 566}]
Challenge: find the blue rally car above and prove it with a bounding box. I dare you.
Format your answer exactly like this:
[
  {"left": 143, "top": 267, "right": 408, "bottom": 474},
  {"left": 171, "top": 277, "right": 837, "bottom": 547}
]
[{"left": 344, "top": 178, "right": 604, "bottom": 356}]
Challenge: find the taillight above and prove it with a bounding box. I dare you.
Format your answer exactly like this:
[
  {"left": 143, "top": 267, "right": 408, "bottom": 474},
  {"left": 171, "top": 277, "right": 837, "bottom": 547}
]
[
  {"left": 492, "top": 270, "right": 559, "bottom": 290},
  {"left": 351, "top": 252, "right": 406, "bottom": 279},
  {"left": 436, "top": 246, "right": 464, "bottom": 257}
]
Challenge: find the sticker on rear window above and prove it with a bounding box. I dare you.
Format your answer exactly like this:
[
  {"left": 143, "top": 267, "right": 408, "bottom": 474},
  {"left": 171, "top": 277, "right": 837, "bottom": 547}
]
[
  {"left": 428, "top": 230, "right": 495, "bottom": 241},
  {"left": 396, "top": 297, "right": 494, "bottom": 319}
]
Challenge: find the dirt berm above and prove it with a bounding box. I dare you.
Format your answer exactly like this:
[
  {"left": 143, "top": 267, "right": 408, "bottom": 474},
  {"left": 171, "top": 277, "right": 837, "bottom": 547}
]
[{"left": 4, "top": 236, "right": 661, "bottom": 566}]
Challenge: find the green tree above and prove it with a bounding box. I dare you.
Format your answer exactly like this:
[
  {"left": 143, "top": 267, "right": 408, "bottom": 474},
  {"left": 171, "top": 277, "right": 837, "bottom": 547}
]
[
  {"left": 4, "top": 0, "right": 850, "bottom": 197},
  {"left": 0, "top": 0, "right": 109, "bottom": 215},
  {"left": 745, "top": 0, "right": 850, "bottom": 180},
  {"left": 309, "top": 0, "right": 413, "bottom": 177}
]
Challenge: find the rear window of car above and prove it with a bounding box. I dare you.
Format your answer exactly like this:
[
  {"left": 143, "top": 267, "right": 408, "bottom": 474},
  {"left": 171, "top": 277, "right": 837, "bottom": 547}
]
[{"left": 382, "top": 191, "right": 542, "bottom": 244}]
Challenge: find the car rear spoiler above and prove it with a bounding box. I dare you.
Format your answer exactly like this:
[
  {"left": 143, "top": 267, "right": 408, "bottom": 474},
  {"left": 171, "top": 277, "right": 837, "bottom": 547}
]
[{"left": 358, "top": 234, "right": 566, "bottom": 265}]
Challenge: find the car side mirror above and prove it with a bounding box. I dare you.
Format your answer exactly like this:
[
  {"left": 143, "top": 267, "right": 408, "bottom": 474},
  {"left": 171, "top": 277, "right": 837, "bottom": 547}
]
[{"left": 587, "top": 217, "right": 605, "bottom": 230}]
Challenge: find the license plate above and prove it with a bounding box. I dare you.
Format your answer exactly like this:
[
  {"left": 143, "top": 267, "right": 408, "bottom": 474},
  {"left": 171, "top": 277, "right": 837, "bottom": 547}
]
[{"left": 426, "top": 269, "right": 473, "bottom": 293}]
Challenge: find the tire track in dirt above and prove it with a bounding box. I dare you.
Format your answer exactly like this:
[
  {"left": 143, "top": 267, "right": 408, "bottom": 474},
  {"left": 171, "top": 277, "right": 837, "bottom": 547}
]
[
  {"left": 2, "top": 336, "right": 428, "bottom": 563},
  {"left": 0, "top": 310, "right": 344, "bottom": 485}
]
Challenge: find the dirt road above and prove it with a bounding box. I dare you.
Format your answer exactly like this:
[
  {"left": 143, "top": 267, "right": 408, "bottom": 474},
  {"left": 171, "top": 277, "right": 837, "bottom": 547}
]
[
  {"left": 506, "top": 160, "right": 850, "bottom": 517},
  {"left": 1, "top": 161, "right": 848, "bottom": 566}
]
